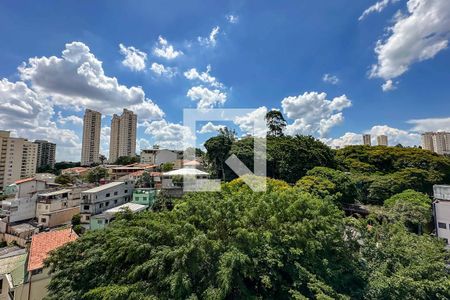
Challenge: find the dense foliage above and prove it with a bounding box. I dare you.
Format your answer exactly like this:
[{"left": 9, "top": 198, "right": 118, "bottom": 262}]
[
  {"left": 85, "top": 167, "right": 109, "bottom": 183},
  {"left": 46, "top": 179, "right": 450, "bottom": 299}
]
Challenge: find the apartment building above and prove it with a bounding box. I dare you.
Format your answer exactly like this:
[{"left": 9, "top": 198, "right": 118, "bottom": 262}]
[
  {"left": 362, "top": 134, "right": 371, "bottom": 146},
  {"left": 36, "top": 187, "right": 85, "bottom": 228},
  {"left": 433, "top": 185, "right": 450, "bottom": 247},
  {"left": 80, "top": 181, "right": 134, "bottom": 223},
  {"left": 109, "top": 109, "right": 137, "bottom": 163},
  {"left": 422, "top": 132, "right": 450, "bottom": 155},
  {"left": 377, "top": 135, "right": 388, "bottom": 146},
  {"left": 140, "top": 149, "right": 183, "bottom": 165},
  {"left": 0, "top": 131, "right": 38, "bottom": 191},
  {"left": 81, "top": 109, "right": 102, "bottom": 166},
  {"left": 34, "top": 140, "right": 56, "bottom": 169}
]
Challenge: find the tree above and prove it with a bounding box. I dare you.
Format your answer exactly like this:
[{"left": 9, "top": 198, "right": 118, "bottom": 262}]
[
  {"left": 136, "top": 171, "right": 154, "bottom": 188},
  {"left": 115, "top": 156, "right": 139, "bottom": 165},
  {"left": 55, "top": 173, "right": 76, "bottom": 185},
  {"left": 45, "top": 180, "right": 364, "bottom": 299},
  {"left": 204, "top": 127, "right": 235, "bottom": 181},
  {"left": 295, "top": 175, "right": 337, "bottom": 199},
  {"left": 384, "top": 189, "right": 432, "bottom": 234},
  {"left": 265, "top": 109, "right": 286, "bottom": 137},
  {"left": 99, "top": 154, "right": 107, "bottom": 165},
  {"left": 85, "top": 167, "right": 109, "bottom": 183},
  {"left": 161, "top": 162, "right": 174, "bottom": 172}
]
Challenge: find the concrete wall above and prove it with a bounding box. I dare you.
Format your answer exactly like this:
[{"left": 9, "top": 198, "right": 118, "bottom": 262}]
[{"left": 37, "top": 207, "right": 80, "bottom": 228}]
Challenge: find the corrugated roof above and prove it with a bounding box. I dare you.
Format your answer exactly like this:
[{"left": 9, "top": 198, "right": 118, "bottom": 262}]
[
  {"left": 104, "top": 202, "right": 147, "bottom": 214},
  {"left": 163, "top": 168, "right": 209, "bottom": 176},
  {"left": 38, "top": 189, "right": 72, "bottom": 197},
  {"left": 27, "top": 228, "right": 78, "bottom": 271}
]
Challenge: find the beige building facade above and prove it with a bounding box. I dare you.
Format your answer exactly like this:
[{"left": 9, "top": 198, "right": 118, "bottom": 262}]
[
  {"left": 81, "top": 109, "right": 101, "bottom": 166},
  {"left": 377, "top": 135, "right": 388, "bottom": 146},
  {"left": 34, "top": 140, "right": 56, "bottom": 169},
  {"left": 362, "top": 134, "right": 371, "bottom": 146},
  {"left": 421, "top": 132, "right": 450, "bottom": 155},
  {"left": 109, "top": 109, "right": 137, "bottom": 163},
  {"left": 0, "top": 131, "right": 38, "bottom": 191}
]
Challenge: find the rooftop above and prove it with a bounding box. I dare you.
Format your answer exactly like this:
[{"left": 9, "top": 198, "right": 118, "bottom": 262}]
[
  {"left": 82, "top": 181, "right": 125, "bottom": 193},
  {"left": 15, "top": 178, "right": 41, "bottom": 185},
  {"left": 104, "top": 202, "right": 147, "bottom": 214},
  {"left": 163, "top": 167, "right": 209, "bottom": 176},
  {"left": 0, "top": 247, "right": 27, "bottom": 276},
  {"left": 28, "top": 228, "right": 78, "bottom": 271},
  {"left": 38, "top": 188, "right": 72, "bottom": 197}
]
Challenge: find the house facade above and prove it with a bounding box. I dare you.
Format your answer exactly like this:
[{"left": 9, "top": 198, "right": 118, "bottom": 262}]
[
  {"left": 80, "top": 181, "right": 134, "bottom": 223},
  {"left": 433, "top": 185, "right": 450, "bottom": 247}
]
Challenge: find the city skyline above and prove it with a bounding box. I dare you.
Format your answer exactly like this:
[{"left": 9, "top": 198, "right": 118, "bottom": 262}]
[{"left": 1, "top": 1, "right": 450, "bottom": 161}]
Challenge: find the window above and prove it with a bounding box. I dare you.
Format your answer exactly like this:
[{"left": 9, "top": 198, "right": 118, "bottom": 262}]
[
  {"left": 438, "top": 222, "right": 447, "bottom": 229},
  {"left": 124, "top": 190, "right": 128, "bottom": 193},
  {"left": 31, "top": 268, "right": 43, "bottom": 275},
  {"left": 105, "top": 201, "right": 109, "bottom": 206},
  {"left": 114, "top": 200, "right": 118, "bottom": 204},
  {"left": 40, "top": 218, "right": 46, "bottom": 223},
  {"left": 99, "top": 203, "right": 103, "bottom": 208},
  {"left": 97, "top": 220, "right": 103, "bottom": 224},
  {"left": 85, "top": 216, "right": 90, "bottom": 221},
  {"left": 114, "top": 191, "right": 118, "bottom": 196},
  {"left": 106, "top": 193, "right": 110, "bottom": 197},
  {"left": 84, "top": 205, "right": 90, "bottom": 210}
]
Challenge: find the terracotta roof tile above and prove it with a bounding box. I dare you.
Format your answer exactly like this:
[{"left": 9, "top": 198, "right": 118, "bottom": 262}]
[{"left": 27, "top": 228, "right": 78, "bottom": 271}]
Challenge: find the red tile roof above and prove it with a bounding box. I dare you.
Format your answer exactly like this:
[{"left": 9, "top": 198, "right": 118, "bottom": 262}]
[
  {"left": 27, "top": 228, "right": 78, "bottom": 271},
  {"left": 14, "top": 178, "right": 36, "bottom": 184}
]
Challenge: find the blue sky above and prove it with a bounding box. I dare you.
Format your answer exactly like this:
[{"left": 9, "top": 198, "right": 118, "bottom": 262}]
[{"left": 1, "top": 0, "right": 450, "bottom": 161}]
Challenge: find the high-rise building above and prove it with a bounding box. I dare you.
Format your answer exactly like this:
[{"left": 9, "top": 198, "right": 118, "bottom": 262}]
[
  {"left": 34, "top": 140, "right": 56, "bottom": 169},
  {"left": 0, "top": 131, "right": 38, "bottom": 190},
  {"left": 109, "top": 109, "right": 137, "bottom": 163},
  {"left": 81, "top": 109, "right": 101, "bottom": 166},
  {"left": 377, "top": 135, "right": 388, "bottom": 146},
  {"left": 363, "top": 134, "right": 371, "bottom": 146},
  {"left": 421, "top": 132, "right": 450, "bottom": 155}
]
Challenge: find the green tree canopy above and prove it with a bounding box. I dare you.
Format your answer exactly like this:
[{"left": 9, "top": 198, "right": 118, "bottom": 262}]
[
  {"left": 54, "top": 173, "right": 76, "bottom": 185},
  {"left": 85, "top": 167, "right": 109, "bottom": 183},
  {"left": 115, "top": 156, "right": 140, "bottom": 165},
  {"left": 265, "top": 109, "right": 286, "bottom": 137}
]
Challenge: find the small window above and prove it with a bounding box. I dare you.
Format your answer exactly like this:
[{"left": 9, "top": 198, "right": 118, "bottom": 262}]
[
  {"left": 106, "top": 193, "right": 110, "bottom": 197},
  {"left": 31, "top": 268, "right": 43, "bottom": 275},
  {"left": 85, "top": 216, "right": 90, "bottom": 221},
  {"left": 114, "top": 191, "right": 118, "bottom": 196},
  {"left": 124, "top": 190, "right": 128, "bottom": 193},
  {"left": 83, "top": 205, "right": 90, "bottom": 210},
  {"left": 105, "top": 201, "right": 109, "bottom": 206},
  {"left": 438, "top": 222, "right": 447, "bottom": 229},
  {"left": 97, "top": 220, "right": 103, "bottom": 224},
  {"left": 40, "top": 218, "right": 46, "bottom": 223},
  {"left": 99, "top": 203, "right": 103, "bottom": 208},
  {"left": 114, "top": 200, "right": 118, "bottom": 204}
]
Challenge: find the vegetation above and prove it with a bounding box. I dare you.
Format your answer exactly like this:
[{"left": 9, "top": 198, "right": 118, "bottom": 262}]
[
  {"left": 55, "top": 173, "right": 76, "bottom": 185},
  {"left": 115, "top": 156, "right": 140, "bottom": 165},
  {"left": 85, "top": 167, "right": 109, "bottom": 183},
  {"left": 161, "top": 162, "right": 174, "bottom": 172},
  {"left": 45, "top": 179, "right": 450, "bottom": 299},
  {"left": 265, "top": 109, "right": 286, "bottom": 137},
  {"left": 135, "top": 171, "right": 154, "bottom": 188}
]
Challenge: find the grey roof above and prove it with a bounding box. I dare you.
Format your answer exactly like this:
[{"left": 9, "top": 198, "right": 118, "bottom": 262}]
[
  {"left": 82, "top": 181, "right": 124, "bottom": 193},
  {"left": 38, "top": 188, "right": 72, "bottom": 197}
]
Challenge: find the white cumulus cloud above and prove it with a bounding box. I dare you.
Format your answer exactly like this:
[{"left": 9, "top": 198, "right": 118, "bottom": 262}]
[
  {"left": 142, "top": 119, "right": 194, "bottom": 150},
  {"left": 197, "top": 121, "right": 226, "bottom": 134},
  {"left": 119, "top": 43, "right": 147, "bottom": 71},
  {"left": 153, "top": 36, "right": 183, "bottom": 60},
  {"left": 407, "top": 117, "right": 450, "bottom": 132},
  {"left": 150, "top": 62, "right": 176, "bottom": 78},
  {"left": 184, "top": 65, "right": 223, "bottom": 88},
  {"left": 233, "top": 106, "right": 268, "bottom": 137},
  {"left": 226, "top": 14, "right": 239, "bottom": 24},
  {"left": 186, "top": 86, "right": 227, "bottom": 109},
  {"left": 281, "top": 92, "right": 352, "bottom": 137},
  {"left": 322, "top": 73, "right": 339, "bottom": 84},
  {"left": 381, "top": 79, "right": 397, "bottom": 91},
  {"left": 359, "top": 0, "right": 400, "bottom": 21},
  {"left": 370, "top": 0, "right": 450, "bottom": 81}
]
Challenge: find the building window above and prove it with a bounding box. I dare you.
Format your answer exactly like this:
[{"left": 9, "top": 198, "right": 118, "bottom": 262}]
[
  {"left": 438, "top": 222, "right": 447, "bottom": 229},
  {"left": 84, "top": 205, "right": 90, "bottom": 210},
  {"left": 31, "top": 268, "right": 43, "bottom": 275},
  {"left": 124, "top": 190, "right": 128, "bottom": 193},
  {"left": 114, "top": 191, "right": 118, "bottom": 196},
  {"left": 106, "top": 193, "right": 110, "bottom": 197},
  {"left": 114, "top": 200, "right": 118, "bottom": 204},
  {"left": 99, "top": 203, "right": 103, "bottom": 208},
  {"left": 97, "top": 220, "right": 103, "bottom": 224},
  {"left": 40, "top": 218, "right": 46, "bottom": 223},
  {"left": 105, "top": 201, "right": 109, "bottom": 206}
]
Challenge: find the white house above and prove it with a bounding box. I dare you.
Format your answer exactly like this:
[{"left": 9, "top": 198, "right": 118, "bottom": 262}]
[
  {"left": 433, "top": 185, "right": 450, "bottom": 247},
  {"left": 80, "top": 181, "right": 134, "bottom": 223},
  {"left": 140, "top": 149, "right": 183, "bottom": 165}
]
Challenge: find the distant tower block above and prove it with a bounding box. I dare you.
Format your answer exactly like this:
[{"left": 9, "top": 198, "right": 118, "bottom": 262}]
[
  {"left": 363, "top": 134, "right": 371, "bottom": 146},
  {"left": 377, "top": 135, "right": 388, "bottom": 146}
]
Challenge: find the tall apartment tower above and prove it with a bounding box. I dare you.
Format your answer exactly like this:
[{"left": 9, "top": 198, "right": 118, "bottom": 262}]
[
  {"left": 421, "top": 132, "right": 450, "bottom": 155},
  {"left": 377, "top": 135, "right": 388, "bottom": 146},
  {"left": 81, "top": 109, "right": 102, "bottom": 166},
  {"left": 363, "top": 134, "right": 371, "bottom": 146},
  {"left": 0, "top": 131, "right": 38, "bottom": 190},
  {"left": 34, "top": 140, "right": 56, "bottom": 169},
  {"left": 109, "top": 109, "right": 137, "bottom": 163}
]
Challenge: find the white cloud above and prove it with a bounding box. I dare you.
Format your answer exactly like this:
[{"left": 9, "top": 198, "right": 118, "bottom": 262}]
[
  {"left": 150, "top": 62, "right": 176, "bottom": 78},
  {"left": 186, "top": 86, "right": 227, "bottom": 109},
  {"left": 381, "top": 79, "right": 397, "bottom": 91},
  {"left": 326, "top": 125, "right": 421, "bottom": 148},
  {"left": 370, "top": 0, "right": 450, "bottom": 80},
  {"left": 322, "top": 73, "right": 339, "bottom": 84},
  {"left": 183, "top": 65, "right": 223, "bottom": 88},
  {"left": 197, "top": 121, "right": 225, "bottom": 134},
  {"left": 198, "top": 26, "right": 220, "bottom": 47},
  {"left": 100, "top": 126, "right": 110, "bottom": 157},
  {"left": 359, "top": 0, "right": 400, "bottom": 21},
  {"left": 119, "top": 43, "right": 147, "bottom": 71},
  {"left": 19, "top": 41, "right": 164, "bottom": 120},
  {"left": 407, "top": 117, "right": 450, "bottom": 132},
  {"left": 137, "top": 138, "right": 152, "bottom": 152},
  {"left": 233, "top": 106, "right": 268, "bottom": 137},
  {"left": 0, "top": 78, "right": 81, "bottom": 161},
  {"left": 153, "top": 36, "right": 183, "bottom": 60},
  {"left": 57, "top": 112, "right": 83, "bottom": 125},
  {"left": 226, "top": 14, "right": 239, "bottom": 24},
  {"left": 281, "top": 92, "right": 352, "bottom": 137},
  {"left": 142, "top": 120, "right": 194, "bottom": 150}
]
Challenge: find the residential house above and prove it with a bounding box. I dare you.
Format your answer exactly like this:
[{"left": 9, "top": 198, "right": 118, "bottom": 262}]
[
  {"left": 60, "top": 167, "right": 90, "bottom": 177},
  {"left": 110, "top": 164, "right": 157, "bottom": 180},
  {"left": 80, "top": 181, "right": 134, "bottom": 223},
  {"left": 0, "top": 246, "right": 27, "bottom": 300},
  {"left": 433, "top": 185, "right": 450, "bottom": 247},
  {"left": 140, "top": 149, "right": 183, "bottom": 166},
  {"left": 90, "top": 202, "right": 147, "bottom": 230},
  {"left": 8, "top": 228, "right": 78, "bottom": 300},
  {"left": 132, "top": 189, "right": 156, "bottom": 207},
  {"left": 36, "top": 187, "right": 85, "bottom": 228}
]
